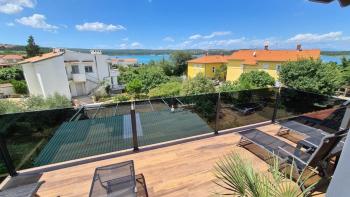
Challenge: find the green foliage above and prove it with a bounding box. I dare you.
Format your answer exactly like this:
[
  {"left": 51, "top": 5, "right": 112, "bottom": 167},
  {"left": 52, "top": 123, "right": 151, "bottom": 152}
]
[
  {"left": 120, "top": 66, "right": 170, "bottom": 94},
  {"left": 112, "top": 93, "right": 132, "bottom": 103},
  {"left": 24, "top": 93, "right": 71, "bottom": 111},
  {"left": 279, "top": 60, "right": 342, "bottom": 95},
  {"left": 148, "top": 81, "right": 182, "bottom": 98},
  {"left": 214, "top": 153, "right": 317, "bottom": 197},
  {"left": 182, "top": 73, "right": 215, "bottom": 95},
  {"left": 239, "top": 70, "right": 275, "bottom": 88},
  {"left": 126, "top": 79, "right": 143, "bottom": 95},
  {"left": 0, "top": 67, "right": 24, "bottom": 81},
  {"left": 10, "top": 80, "right": 27, "bottom": 94},
  {"left": 340, "top": 58, "right": 350, "bottom": 85},
  {"left": 25, "top": 35, "right": 40, "bottom": 58},
  {"left": 219, "top": 80, "right": 256, "bottom": 92},
  {"left": 170, "top": 51, "right": 193, "bottom": 76},
  {"left": 0, "top": 100, "right": 24, "bottom": 114},
  {"left": 214, "top": 64, "right": 227, "bottom": 81}
]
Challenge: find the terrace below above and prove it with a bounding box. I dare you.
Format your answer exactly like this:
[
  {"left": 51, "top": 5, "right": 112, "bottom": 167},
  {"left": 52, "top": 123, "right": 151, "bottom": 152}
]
[{"left": 32, "top": 124, "right": 325, "bottom": 197}]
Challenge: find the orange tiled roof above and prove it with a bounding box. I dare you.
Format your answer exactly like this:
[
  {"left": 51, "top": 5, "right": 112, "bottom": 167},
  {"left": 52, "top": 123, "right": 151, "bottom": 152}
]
[
  {"left": 187, "top": 55, "right": 228, "bottom": 64},
  {"left": 228, "top": 49, "right": 320, "bottom": 65},
  {"left": 2, "top": 54, "right": 24, "bottom": 60},
  {"left": 19, "top": 52, "right": 64, "bottom": 64}
]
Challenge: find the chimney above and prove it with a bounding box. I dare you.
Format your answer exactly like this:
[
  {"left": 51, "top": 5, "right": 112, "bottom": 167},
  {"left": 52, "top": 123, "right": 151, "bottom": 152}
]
[
  {"left": 253, "top": 51, "right": 257, "bottom": 57},
  {"left": 297, "top": 44, "right": 302, "bottom": 51},
  {"left": 264, "top": 41, "right": 269, "bottom": 50}
]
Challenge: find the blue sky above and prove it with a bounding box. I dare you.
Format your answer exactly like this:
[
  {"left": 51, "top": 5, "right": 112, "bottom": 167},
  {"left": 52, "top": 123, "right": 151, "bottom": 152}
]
[{"left": 0, "top": 0, "right": 350, "bottom": 50}]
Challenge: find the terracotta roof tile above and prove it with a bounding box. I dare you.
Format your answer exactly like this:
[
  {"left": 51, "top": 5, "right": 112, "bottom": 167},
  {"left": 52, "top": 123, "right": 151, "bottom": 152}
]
[
  {"left": 228, "top": 49, "right": 320, "bottom": 65},
  {"left": 187, "top": 55, "right": 228, "bottom": 64},
  {"left": 2, "top": 54, "right": 24, "bottom": 60},
  {"left": 19, "top": 52, "right": 64, "bottom": 64}
]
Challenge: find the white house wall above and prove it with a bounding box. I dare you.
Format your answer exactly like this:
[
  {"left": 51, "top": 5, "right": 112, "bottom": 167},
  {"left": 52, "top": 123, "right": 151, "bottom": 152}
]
[
  {"left": 33, "top": 56, "right": 71, "bottom": 98},
  {"left": 22, "top": 62, "right": 42, "bottom": 96}
]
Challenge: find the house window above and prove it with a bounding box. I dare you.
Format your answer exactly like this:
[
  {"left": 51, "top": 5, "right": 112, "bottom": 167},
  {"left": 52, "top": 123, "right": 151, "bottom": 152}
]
[
  {"left": 85, "top": 66, "right": 93, "bottom": 73},
  {"left": 263, "top": 64, "right": 269, "bottom": 70},
  {"left": 71, "top": 65, "right": 79, "bottom": 74},
  {"left": 276, "top": 64, "right": 282, "bottom": 72},
  {"left": 212, "top": 67, "right": 216, "bottom": 73}
]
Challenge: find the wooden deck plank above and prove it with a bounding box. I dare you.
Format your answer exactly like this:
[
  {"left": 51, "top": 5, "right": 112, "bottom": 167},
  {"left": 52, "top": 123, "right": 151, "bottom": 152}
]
[{"left": 34, "top": 124, "right": 324, "bottom": 197}]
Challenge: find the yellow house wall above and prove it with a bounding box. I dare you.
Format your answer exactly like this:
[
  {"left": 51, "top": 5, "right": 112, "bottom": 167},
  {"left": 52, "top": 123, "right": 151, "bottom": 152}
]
[
  {"left": 226, "top": 60, "right": 243, "bottom": 81},
  {"left": 227, "top": 60, "right": 285, "bottom": 81},
  {"left": 188, "top": 62, "right": 225, "bottom": 79},
  {"left": 204, "top": 63, "right": 225, "bottom": 79},
  {"left": 187, "top": 62, "right": 205, "bottom": 79}
]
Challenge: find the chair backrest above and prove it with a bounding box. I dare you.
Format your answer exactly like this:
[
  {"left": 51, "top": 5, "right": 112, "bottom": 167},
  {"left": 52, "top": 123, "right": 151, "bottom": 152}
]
[
  {"left": 308, "top": 131, "right": 347, "bottom": 167},
  {"left": 89, "top": 160, "right": 136, "bottom": 197}
]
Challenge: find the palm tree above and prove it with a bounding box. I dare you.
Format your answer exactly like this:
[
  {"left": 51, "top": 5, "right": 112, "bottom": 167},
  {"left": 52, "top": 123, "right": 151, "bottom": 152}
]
[{"left": 213, "top": 153, "right": 317, "bottom": 197}]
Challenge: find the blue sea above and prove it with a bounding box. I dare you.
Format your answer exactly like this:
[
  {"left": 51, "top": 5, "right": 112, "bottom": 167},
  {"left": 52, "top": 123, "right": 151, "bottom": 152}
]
[
  {"left": 115, "top": 55, "right": 170, "bottom": 64},
  {"left": 114, "top": 54, "right": 349, "bottom": 64}
]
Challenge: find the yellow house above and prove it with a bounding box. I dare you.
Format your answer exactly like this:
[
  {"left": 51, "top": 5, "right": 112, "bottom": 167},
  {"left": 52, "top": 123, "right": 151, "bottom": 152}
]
[
  {"left": 226, "top": 45, "right": 321, "bottom": 81},
  {"left": 187, "top": 55, "right": 228, "bottom": 80}
]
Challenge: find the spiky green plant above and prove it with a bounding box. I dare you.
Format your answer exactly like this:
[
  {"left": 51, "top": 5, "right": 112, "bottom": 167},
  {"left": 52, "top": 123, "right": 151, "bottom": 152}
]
[{"left": 213, "top": 153, "right": 318, "bottom": 197}]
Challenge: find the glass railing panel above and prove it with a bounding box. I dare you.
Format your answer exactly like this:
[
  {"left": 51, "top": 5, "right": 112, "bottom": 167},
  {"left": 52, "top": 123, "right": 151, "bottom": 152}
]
[
  {"left": 276, "top": 87, "right": 346, "bottom": 133},
  {"left": 136, "top": 94, "right": 217, "bottom": 147},
  {"left": 217, "top": 88, "right": 277, "bottom": 130},
  {"left": 0, "top": 108, "right": 76, "bottom": 178}
]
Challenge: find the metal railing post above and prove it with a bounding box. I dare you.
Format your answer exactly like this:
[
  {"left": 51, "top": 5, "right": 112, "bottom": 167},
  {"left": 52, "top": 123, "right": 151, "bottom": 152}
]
[
  {"left": 214, "top": 92, "right": 221, "bottom": 134},
  {"left": 130, "top": 102, "right": 139, "bottom": 151},
  {"left": 0, "top": 137, "right": 17, "bottom": 176},
  {"left": 271, "top": 87, "right": 281, "bottom": 123}
]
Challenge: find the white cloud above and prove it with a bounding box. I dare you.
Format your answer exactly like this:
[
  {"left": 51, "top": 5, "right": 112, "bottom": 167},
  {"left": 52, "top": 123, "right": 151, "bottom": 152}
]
[
  {"left": 15, "top": 14, "right": 58, "bottom": 31},
  {"left": 0, "top": 0, "right": 36, "bottom": 14},
  {"left": 118, "top": 42, "right": 142, "bottom": 49},
  {"left": 6, "top": 22, "right": 14, "bottom": 26},
  {"left": 122, "top": 37, "right": 129, "bottom": 41},
  {"left": 75, "top": 22, "right": 126, "bottom": 32},
  {"left": 287, "top": 31, "right": 344, "bottom": 43},
  {"left": 131, "top": 42, "right": 142, "bottom": 48},
  {"left": 189, "top": 31, "right": 231, "bottom": 40},
  {"left": 163, "top": 36, "right": 175, "bottom": 42}
]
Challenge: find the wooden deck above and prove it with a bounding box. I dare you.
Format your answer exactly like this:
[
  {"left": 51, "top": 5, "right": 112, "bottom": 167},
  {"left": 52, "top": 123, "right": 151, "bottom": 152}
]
[{"left": 34, "top": 124, "right": 325, "bottom": 197}]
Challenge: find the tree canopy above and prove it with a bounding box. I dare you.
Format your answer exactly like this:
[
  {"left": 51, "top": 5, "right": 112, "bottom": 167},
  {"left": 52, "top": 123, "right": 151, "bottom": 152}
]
[
  {"left": 182, "top": 73, "right": 215, "bottom": 95},
  {"left": 25, "top": 35, "right": 40, "bottom": 58},
  {"left": 238, "top": 70, "right": 275, "bottom": 88},
  {"left": 170, "top": 51, "right": 193, "bottom": 76},
  {"left": 119, "top": 66, "right": 170, "bottom": 94},
  {"left": 279, "top": 60, "right": 342, "bottom": 95},
  {"left": 148, "top": 81, "right": 182, "bottom": 98}
]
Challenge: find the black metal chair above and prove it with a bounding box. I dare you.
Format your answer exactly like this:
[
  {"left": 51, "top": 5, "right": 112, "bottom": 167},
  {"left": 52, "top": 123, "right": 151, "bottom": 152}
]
[
  {"left": 89, "top": 160, "right": 137, "bottom": 197},
  {"left": 238, "top": 129, "right": 347, "bottom": 177}
]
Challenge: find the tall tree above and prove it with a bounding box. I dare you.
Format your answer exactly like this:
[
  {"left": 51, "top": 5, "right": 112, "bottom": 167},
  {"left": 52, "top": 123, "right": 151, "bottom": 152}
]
[
  {"left": 25, "top": 35, "right": 40, "bottom": 58},
  {"left": 279, "top": 60, "right": 342, "bottom": 95},
  {"left": 170, "top": 51, "right": 193, "bottom": 76}
]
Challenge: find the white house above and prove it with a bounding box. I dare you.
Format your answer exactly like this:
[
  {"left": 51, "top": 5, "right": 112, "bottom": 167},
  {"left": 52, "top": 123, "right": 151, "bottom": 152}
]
[{"left": 20, "top": 49, "right": 117, "bottom": 99}]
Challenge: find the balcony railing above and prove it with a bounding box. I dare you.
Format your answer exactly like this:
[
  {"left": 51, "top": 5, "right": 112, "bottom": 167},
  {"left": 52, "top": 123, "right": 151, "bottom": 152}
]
[
  {"left": 72, "top": 73, "right": 86, "bottom": 82},
  {"left": 0, "top": 87, "right": 346, "bottom": 178}
]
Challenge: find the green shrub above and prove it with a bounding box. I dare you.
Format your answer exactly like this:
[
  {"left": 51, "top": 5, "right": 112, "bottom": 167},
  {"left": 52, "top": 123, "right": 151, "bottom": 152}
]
[
  {"left": 148, "top": 81, "right": 182, "bottom": 98},
  {"left": 0, "top": 100, "right": 24, "bottom": 114},
  {"left": 112, "top": 93, "right": 131, "bottom": 103},
  {"left": 24, "top": 93, "right": 71, "bottom": 111},
  {"left": 10, "top": 80, "right": 28, "bottom": 94},
  {"left": 238, "top": 70, "right": 275, "bottom": 88},
  {"left": 0, "top": 67, "right": 24, "bottom": 81},
  {"left": 182, "top": 73, "right": 215, "bottom": 95},
  {"left": 45, "top": 93, "right": 71, "bottom": 109}
]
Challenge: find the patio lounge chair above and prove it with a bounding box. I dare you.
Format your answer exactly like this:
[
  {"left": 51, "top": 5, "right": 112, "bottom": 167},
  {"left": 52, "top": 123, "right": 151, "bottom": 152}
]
[
  {"left": 238, "top": 129, "right": 347, "bottom": 177},
  {"left": 0, "top": 173, "right": 44, "bottom": 197},
  {"left": 89, "top": 160, "right": 137, "bottom": 197}
]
